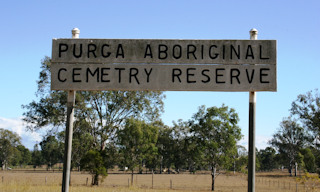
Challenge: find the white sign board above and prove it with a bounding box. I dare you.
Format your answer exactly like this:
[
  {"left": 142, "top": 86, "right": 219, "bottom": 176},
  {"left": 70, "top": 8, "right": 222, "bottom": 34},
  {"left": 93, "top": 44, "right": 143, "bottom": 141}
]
[{"left": 51, "top": 39, "right": 277, "bottom": 91}]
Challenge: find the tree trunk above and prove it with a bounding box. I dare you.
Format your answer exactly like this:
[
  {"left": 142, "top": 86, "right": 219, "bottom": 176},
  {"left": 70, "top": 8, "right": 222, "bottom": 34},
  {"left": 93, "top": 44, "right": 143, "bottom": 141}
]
[
  {"left": 2, "top": 161, "right": 5, "bottom": 171},
  {"left": 211, "top": 166, "right": 216, "bottom": 191},
  {"left": 160, "top": 156, "right": 163, "bottom": 174},
  {"left": 93, "top": 173, "right": 99, "bottom": 185},
  {"left": 288, "top": 162, "right": 292, "bottom": 176},
  {"left": 101, "top": 140, "right": 106, "bottom": 151},
  {"left": 131, "top": 170, "right": 134, "bottom": 186}
]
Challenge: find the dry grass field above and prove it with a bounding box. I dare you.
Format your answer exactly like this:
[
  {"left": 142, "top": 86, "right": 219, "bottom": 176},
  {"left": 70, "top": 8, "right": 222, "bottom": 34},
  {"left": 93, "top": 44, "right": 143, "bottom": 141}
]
[{"left": 0, "top": 170, "right": 319, "bottom": 192}]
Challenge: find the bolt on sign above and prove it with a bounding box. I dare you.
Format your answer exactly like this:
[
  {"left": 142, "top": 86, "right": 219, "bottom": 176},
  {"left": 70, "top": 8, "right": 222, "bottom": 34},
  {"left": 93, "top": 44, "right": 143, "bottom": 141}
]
[{"left": 51, "top": 39, "right": 276, "bottom": 91}]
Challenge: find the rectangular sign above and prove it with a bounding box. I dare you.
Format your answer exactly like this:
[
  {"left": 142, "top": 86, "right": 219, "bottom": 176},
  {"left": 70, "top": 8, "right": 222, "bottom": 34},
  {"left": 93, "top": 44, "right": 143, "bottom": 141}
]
[
  {"left": 52, "top": 39, "right": 276, "bottom": 65},
  {"left": 51, "top": 63, "right": 276, "bottom": 91}
]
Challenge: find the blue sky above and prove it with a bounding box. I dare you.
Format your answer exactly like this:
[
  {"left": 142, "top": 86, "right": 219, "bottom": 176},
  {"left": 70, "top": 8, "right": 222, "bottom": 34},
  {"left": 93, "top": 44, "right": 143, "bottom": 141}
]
[{"left": 0, "top": 0, "right": 319, "bottom": 150}]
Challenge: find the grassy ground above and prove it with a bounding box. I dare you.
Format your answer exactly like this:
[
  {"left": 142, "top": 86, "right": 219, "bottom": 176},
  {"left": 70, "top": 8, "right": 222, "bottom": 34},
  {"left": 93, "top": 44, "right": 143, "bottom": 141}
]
[{"left": 0, "top": 170, "right": 319, "bottom": 192}]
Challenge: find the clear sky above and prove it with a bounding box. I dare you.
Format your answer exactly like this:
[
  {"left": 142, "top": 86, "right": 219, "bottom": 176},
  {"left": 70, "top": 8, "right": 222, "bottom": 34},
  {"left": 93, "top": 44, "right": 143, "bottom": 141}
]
[{"left": 0, "top": 0, "right": 319, "bottom": 150}]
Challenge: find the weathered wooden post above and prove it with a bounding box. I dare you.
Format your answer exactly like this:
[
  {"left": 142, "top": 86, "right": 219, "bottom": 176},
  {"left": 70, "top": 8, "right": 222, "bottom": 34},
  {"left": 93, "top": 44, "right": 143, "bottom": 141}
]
[
  {"left": 128, "top": 178, "right": 130, "bottom": 188},
  {"left": 61, "top": 28, "right": 79, "bottom": 192},
  {"left": 152, "top": 170, "right": 154, "bottom": 189},
  {"left": 248, "top": 28, "right": 257, "bottom": 192}
]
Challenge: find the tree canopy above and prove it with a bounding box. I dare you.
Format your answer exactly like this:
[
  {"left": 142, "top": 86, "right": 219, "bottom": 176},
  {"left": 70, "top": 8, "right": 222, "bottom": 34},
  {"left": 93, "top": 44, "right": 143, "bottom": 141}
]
[{"left": 0, "top": 128, "right": 22, "bottom": 170}]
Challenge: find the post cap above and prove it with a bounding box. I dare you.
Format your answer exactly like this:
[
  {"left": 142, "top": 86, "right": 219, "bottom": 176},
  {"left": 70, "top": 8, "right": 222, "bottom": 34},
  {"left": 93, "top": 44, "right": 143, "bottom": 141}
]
[
  {"left": 72, "top": 28, "right": 80, "bottom": 38},
  {"left": 250, "top": 28, "right": 258, "bottom": 34},
  {"left": 249, "top": 28, "right": 258, "bottom": 40}
]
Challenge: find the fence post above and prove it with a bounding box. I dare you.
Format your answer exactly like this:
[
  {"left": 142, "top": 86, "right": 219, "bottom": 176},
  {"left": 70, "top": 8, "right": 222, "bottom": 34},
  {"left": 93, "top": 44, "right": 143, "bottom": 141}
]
[
  {"left": 289, "top": 182, "right": 291, "bottom": 190},
  {"left": 152, "top": 170, "right": 154, "bottom": 189},
  {"left": 269, "top": 180, "right": 270, "bottom": 187},
  {"left": 170, "top": 179, "right": 172, "bottom": 189},
  {"left": 45, "top": 176, "right": 47, "bottom": 185},
  {"left": 136, "top": 174, "right": 138, "bottom": 186},
  {"left": 86, "top": 177, "right": 88, "bottom": 186}
]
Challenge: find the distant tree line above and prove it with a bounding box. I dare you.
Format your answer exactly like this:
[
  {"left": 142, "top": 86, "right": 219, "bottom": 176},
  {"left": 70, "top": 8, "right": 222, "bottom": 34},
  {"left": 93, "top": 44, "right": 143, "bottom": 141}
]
[{"left": 1, "top": 57, "right": 319, "bottom": 191}]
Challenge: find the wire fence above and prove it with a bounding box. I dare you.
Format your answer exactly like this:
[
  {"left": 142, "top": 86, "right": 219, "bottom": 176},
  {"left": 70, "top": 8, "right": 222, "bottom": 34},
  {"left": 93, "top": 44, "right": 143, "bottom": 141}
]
[{"left": 1, "top": 171, "right": 319, "bottom": 191}]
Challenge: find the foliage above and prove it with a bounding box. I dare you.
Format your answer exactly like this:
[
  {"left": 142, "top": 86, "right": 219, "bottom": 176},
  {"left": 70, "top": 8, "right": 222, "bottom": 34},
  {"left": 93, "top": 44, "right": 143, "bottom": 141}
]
[
  {"left": 39, "top": 135, "right": 63, "bottom": 170},
  {"left": 257, "top": 147, "right": 278, "bottom": 171},
  {"left": 11, "top": 145, "right": 32, "bottom": 167},
  {"left": 190, "top": 105, "right": 242, "bottom": 169},
  {"left": 296, "top": 172, "right": 320, "bottom": 191},
  {"left": 117, "top": 118, "right": 159, "bottom": 174},
  {"left": 31, "top": 143, "right": 43, "bottom": 169},
  {"left": 300, "top": 148, "right": 316, "bottom": 172},
  {"left": 269, "top": 117, "right": 310, "bottom": 176},
  {"left": 291, "top": 89, "right": 320, "bottom": 145},
  {"left": 156, "top": 120, "right": 201, "bottom": 173},
  {"left": 80, "top": 150, "right": 108, "bottom": 185},
  {"left": 189, "top": 105, "right": 242, "bottom": 191},
  {"left": 233, "top": 146, "right": 248, "bottom": 173},
  {"left": 0, "top": 128, "right": 21, "bottom": 170}
]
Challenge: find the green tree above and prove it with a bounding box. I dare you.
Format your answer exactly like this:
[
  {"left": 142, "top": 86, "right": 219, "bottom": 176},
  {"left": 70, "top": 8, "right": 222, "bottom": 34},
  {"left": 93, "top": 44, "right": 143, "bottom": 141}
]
[
  {"left": 117, "top": 118, "right": 159, "bottom": 185},
  {"left": 291, "top": 89, "right": 320, "bottom": 146},
  {"left": 157, "top": 121, "right": 186, "bottom": 174},
  {"left": 290, "top": 89, "right": 320, "bottom": 176},
  {"left": 257, "top": 147, "right": 278, "bottom": 171},
  {"left": 158, "top": 119, "right": 202, "bottom": 174},
  {"left": 57, "top": 120, "right": 95, "bottom": 171},
  {"left": 31, "top": 143, "right": 44, "bottom": 169},
  {"left": 190, "top": 105, "right": 242, "bottom": 191},
  {"left": 269, "top": 117, "right": 310, "bottom": 176},
  {"left": 300, "top": 148, "right": 316, "bottom": 173},
  {"left": 11, "top": 145, "right": 32, "bottom": 167},
  {"left": 0, "top": 128, "right": 21, "bottom": 170},
  {"left": 157, "top": 126, "right": 173, "bottom": 173},
  {"left": 40, "top": 135, "right": 62, "bottom": 170},
  {"left": 80, "top": 150, "right": 108, "bottom": 185},
  {"left": 233, "top": 145, "right": 247, "bottom": 173},
  {"left": 171, "top": 120, "right": 193, "bottom": 173}
]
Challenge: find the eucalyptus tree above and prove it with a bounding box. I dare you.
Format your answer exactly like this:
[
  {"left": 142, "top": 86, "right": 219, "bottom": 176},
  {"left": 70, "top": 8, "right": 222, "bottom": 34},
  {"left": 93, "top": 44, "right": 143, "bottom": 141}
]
[
  {"left": 257, "top": 147, "right": 278, "bottom": 171},
  {"left": 300, "top": 148, "right": 316, "bottom": 172},
  {"left": 117, "top": 118, "right": 159, "bottom": 185},
  {"left": 11, "top": 145, "right": 32, "bottom": 167},
  {"left": 269, "top": 117, "right": 310, "bottom": 176},
  {"left": 31, "top": 143, "right": 43, "bottom": 169},
  {"left": 0, "top": 128, "right": 21, "bottom": 170},
  {"left": 40, "top": 135, "right": 63, "bottom": 170},
  {"left": 291, "top": 89, "right": 320, "bottom": 148},
  {"left": 190, "top": 105, "right": 242, "bottom": 191}
]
